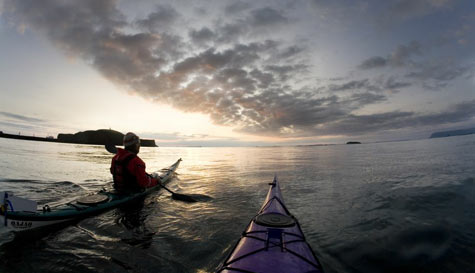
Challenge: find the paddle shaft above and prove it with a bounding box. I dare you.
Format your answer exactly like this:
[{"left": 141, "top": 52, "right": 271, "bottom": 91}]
[{"left": 150, "top": 174, "right": 176, "bottom": 194}]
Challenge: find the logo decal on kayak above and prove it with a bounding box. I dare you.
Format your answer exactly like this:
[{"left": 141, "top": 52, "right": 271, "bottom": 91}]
[{"left": 10, "top": 220, "right": 33, "bottom": 229}]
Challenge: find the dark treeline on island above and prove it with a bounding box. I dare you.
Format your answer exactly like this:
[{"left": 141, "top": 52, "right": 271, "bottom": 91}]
[
  {"left": 430, "top": 128, "right": 475, "bottom": 139},
  {"left": 0, "top": 129, "right": 157, "bottom": 147}
]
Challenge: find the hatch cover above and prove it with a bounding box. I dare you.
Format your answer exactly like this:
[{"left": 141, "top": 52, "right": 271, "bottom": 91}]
[
  {"left": 255, "top": 213, "right": 295, "bottom": 227},
  {"left": 76, "top": 194, "right": 109, "bottom": 205}
]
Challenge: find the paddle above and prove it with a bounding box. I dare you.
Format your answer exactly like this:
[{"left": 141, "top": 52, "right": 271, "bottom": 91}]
[
  {"left": 105, "top": 143, "right": 118, "bottom": 154},
  {"left": 104, "top": 143, "right": 197, "bottom": 202},
  {"left": 151, "top": 178, "right": 197, "bottom": 202}
]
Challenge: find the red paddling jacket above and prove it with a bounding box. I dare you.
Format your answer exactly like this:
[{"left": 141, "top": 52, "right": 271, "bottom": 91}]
[{"left": 110, "top": 148, "right": 158, "bottom": 192}]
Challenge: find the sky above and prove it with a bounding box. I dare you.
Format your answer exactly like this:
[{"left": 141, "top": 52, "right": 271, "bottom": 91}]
[{"left": 0, "top": 0, "right": 474, "bottom": 146}]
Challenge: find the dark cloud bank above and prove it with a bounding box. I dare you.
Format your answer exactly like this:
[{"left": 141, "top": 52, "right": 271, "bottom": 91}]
[
  {"left": 358, "top": 40, "right": 473, "bottom": 91},
  {"left": 0, "top": 111, "right": 52, "bottom": 134},
  {"left": 4, "top": 0, "right": 474, "bottom": 139}
]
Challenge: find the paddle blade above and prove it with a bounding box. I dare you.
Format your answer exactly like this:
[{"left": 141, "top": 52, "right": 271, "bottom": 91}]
[
  {"left": 172, "top": 193, "right": 197, "bottom": 203},
  {"left": 105, "top": 143, "right": 118, "bottom": 154}
]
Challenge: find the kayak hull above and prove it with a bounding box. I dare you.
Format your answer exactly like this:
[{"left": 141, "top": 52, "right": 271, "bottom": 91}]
[
  {"left": 218, "top": 176, "right": 324, "bottom": 273},
  {"left": 1, "top": 159, "right": 181, "bottom": 232},
  {"left": 0, "top": 216, "right": 70, "bottom": 231}
]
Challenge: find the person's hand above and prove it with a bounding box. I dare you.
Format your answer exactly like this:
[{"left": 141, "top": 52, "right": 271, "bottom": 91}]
[{"left": 151, "top": 173, "right": 161, "bottom": 180}]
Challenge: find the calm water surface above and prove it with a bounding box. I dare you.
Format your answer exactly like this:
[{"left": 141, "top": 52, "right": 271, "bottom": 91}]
[{"left": 1, "top": 135, "right": 474, "bottom": 273}]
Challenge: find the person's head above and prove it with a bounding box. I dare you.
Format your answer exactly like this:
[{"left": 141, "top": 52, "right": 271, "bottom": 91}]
[{"left": 123, "top": 132, "right": 140, "bottom": 154}]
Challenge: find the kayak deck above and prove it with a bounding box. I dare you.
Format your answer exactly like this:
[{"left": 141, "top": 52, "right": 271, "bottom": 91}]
[
  {"left": 1, "top": 158, "right": 181, "bottom": 232},
  {"left": 218, "top": 176, "right": 324, "bottom": 273}
]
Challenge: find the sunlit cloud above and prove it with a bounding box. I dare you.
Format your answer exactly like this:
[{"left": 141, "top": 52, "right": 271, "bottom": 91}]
[{"left": 2, "top": 0, "right": 474, "bottom": 143}]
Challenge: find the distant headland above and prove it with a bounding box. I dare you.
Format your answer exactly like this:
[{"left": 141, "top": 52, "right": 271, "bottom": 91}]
[
  {"left": 430, "top": 128, "right": 475, "bottom": 139},
  {"left": 0, "top": 129, "right": 157, "bottom": 147}
]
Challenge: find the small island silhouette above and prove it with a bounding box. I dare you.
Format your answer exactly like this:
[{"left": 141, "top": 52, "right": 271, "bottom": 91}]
[{"left": 0, "top": 129, "right": 157, "bottom": 147}]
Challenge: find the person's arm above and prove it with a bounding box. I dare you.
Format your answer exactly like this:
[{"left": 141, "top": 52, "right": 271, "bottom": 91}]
[
  {"left": 130, "top": 158, "right": 158, "bottom": 188},
  {"left": 110, "top": 156, "right": 116, "bottom": 174}
]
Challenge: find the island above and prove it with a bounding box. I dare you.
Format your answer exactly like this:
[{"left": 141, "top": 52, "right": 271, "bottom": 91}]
[
  {"left": 430, "top": 128, "right": 475, "bottom": 139},
  {"left": 0, "top": 129, "right": 157, "bottom": 147},
  {"left": 346, "top": 141, "right": 361, "bottom": 144}
]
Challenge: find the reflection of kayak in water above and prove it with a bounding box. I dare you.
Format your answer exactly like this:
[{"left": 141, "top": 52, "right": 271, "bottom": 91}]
[
  {"left": 218, "top": 176, "right": 325, "bottom": 273},
  {"left": 0, "top": 158, "right": 181, "bottom": 232}
]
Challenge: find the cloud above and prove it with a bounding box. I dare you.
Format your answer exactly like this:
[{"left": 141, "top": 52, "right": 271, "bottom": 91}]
[
  {"left": 453, "top": 13, "right": 475, "bottom": 45},
  {"left": 389, "top": 41, "right": 421, "bottom": 66},
  {"left": 358, "top": 40, "right": 472, "bottom": 91},
  {"left": 0, "top": 111, "right": 45, "bottom": 123},
  {"left": 328, "top": 79, "right": 372, "bottom": 92},
  {"left": 358, "top": 41, "right": 421, "bottom": 69},
  {"left": 250, "top": 69, "right": 275, "bottom": 88},
  {"left": 189, "top": 27, "right": 215, "bottom": 46},
  {"left": 307, "top": 0, "right": 371, "bottom": 27},
  {"left": 379, "top": 0, "right": 456, "bottom": 26},
  {"left": 383, "top": 77, "right": 412, "bottom": 90},
  {"left": 135, "top": 4, "right": 180, "bottom": 33},
  {"left": 224, "top": 1, "right": 252, "bottom": 15},
  {"left": 406, "top": 59, "right": 471, "bottom": 82},
  {"left": 347, "top": 92, "right": 387, "bottom": 106},
  {"left": 250, "top": 7, "right": 288, "bottom": 27},
  {"left": 214, "top": 22, "right": 247, "bottom": 43},
  {"left": 0, "top": 121, "right": 41, "bottom": 132},
  {"left": 321, "top": 111, "right": 415, "bottom": 135},
  {"left": 0, "top": 112, "right": 58, "bottom": 135},
  {"left": 404, "top": 58, "right": 473, "bottom": 90},
  {"left": 317, "top": 99, "right": 475, "bottom": 136},
  {"left": 208, "top": 6, "right": 289, "bottom": 44},
  {"left": 264, "top": 64, "right": 309, "bottom": 81},
  {"left": 358, "top": 56, "right": 388, "bottom": 70},
  {"left": 3, "top": 0, "right": 473, "bottom": 140},
  {"left": 416, "top": 99, "right": 475, "bottom": 125},
  {"left": 325, "top": 77, "right": 411, "bottom": 93},
  {"left": 278, "top": 45, "right": 305, "bottom": 59}
]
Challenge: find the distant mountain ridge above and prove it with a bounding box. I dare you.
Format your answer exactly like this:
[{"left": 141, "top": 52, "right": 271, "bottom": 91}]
[{"left": 430, "top": 128, "right": 475, "bottom": 138}]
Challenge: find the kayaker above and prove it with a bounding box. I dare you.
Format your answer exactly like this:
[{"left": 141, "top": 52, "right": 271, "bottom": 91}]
[{"left": 110, "top": 132, "right": 160, "bottom": 192}]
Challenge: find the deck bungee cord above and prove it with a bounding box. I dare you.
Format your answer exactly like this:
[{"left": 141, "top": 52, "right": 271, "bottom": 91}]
[{"left": 218, "top": 176, "right": 324, "bottom": 273}]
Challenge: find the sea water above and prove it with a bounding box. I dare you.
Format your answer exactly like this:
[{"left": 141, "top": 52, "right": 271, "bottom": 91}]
[{"left": 0, "top": 135, "right": 474, "bottom": 273}]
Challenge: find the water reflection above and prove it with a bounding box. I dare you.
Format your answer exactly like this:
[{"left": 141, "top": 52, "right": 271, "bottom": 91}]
[
  {"left": 1, "top": 136, "right": 475, "bottom": 272},
  {"left": 115, "top": 198, "right": 156, "bottom": 249}
]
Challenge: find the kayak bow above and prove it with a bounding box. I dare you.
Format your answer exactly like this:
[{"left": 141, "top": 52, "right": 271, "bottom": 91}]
[
  {"left": 0, "top": 158, "right": 181, "bottom": 232},
  {"left": 218, "top": 176, "right": 324, "bottom": 273}
]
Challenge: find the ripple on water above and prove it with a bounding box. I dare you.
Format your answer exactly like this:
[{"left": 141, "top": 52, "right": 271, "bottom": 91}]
[
  {"left": 328, "top": 225, "right": 452, "bottom": 273},
  {"left": 1, "top": 138, "right": 475, "bottom": 273}
]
